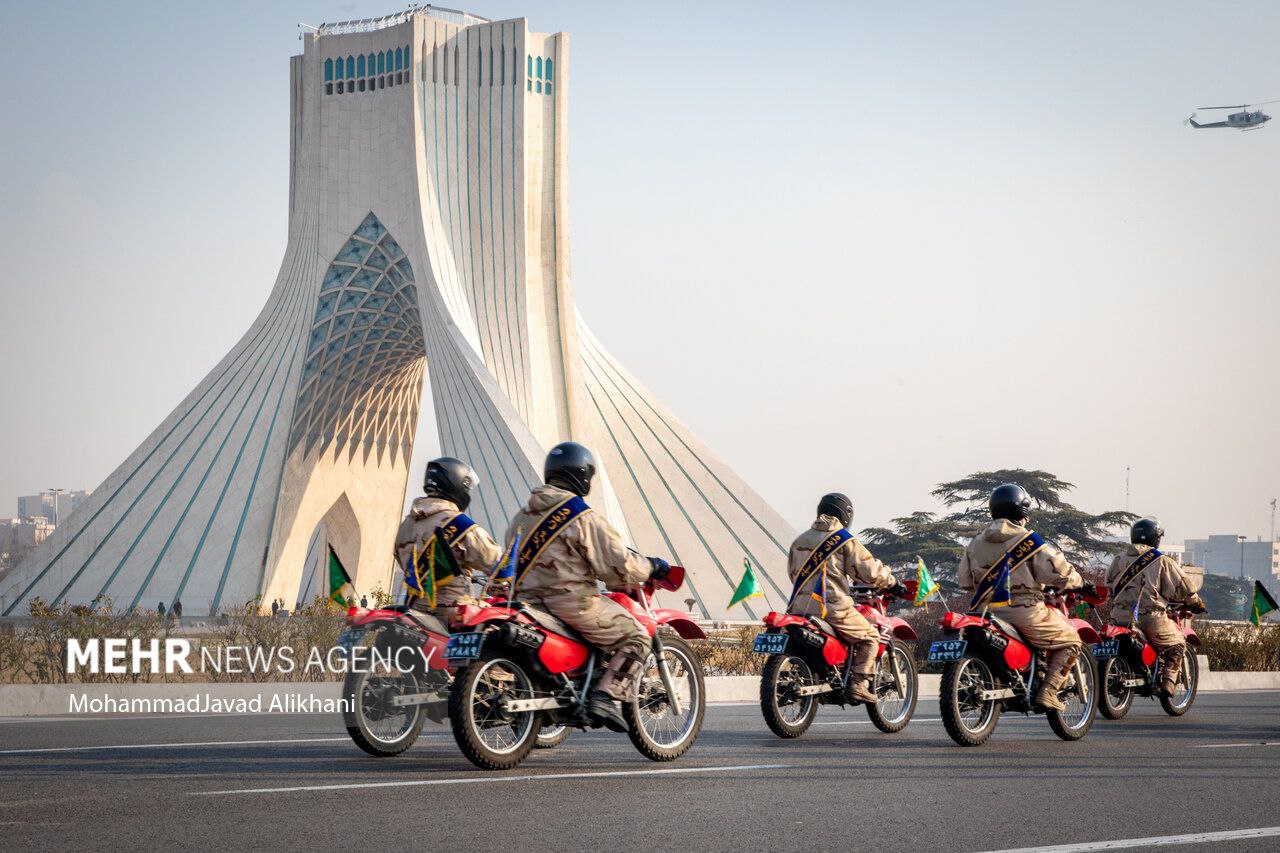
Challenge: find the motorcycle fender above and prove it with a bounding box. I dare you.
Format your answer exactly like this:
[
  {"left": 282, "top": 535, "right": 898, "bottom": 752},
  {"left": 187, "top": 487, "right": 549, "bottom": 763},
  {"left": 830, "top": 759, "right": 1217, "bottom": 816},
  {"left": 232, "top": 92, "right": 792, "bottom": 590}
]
[
  {"left": 652, "top": 609, "right": 707, "bottom": 639},
  {"left": 1100, "top": 624, "right": 1129, "bottom": 639},
  {"left": 1070, "top": 618, "right": 1101, "bottom": 646},
  {"left": 537, "top": 632, "right": 590, "bottom": 674},
  {"left": 423, "top": 633, "right": 450, "bottom": 671},
  {"left": 1003, "top": 637, "right": 1032, "bottom": 671},
  {"left": 352, "top": 607, "right": 410, "bottom": 628},
  {"left": 822, "top": 635, "right": 848, "bottom": 666},
  {"left": 1181, "top": 626, "right": 1202, "bottom": 646},
  {"left": 1142, "top": 645, "right": 1158, "bottom": 666},
  {"left": 458, "top": 605, "right": 520, "bottom": 629},
  {"left": 943, "top": 611, "right": 987, "bottom": 631},
  {"left": 764, "top": 612, "right": 808, "bottom": 629},
  {"left": 884, "top": 615, "right": 917, "bottom": 642},
  {"left": 603, "top": 592, "right": 659, "bottom": 636}
]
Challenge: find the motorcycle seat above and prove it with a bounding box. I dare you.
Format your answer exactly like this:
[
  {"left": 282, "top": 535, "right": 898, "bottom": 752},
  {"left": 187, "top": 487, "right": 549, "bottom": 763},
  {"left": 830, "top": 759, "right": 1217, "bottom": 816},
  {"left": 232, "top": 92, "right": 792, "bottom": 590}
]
[
  {"left": 808, "top": 617, "right": 840, "bottom": 639},
  {"left": 403, "top": 607, "right": 449, "bottom": 636},
  {"left": 510, "top": 601, "right": 588, "bottom": 644},
  {"left": 989, "top": 615, "right": 1026, "bottom": 645}
]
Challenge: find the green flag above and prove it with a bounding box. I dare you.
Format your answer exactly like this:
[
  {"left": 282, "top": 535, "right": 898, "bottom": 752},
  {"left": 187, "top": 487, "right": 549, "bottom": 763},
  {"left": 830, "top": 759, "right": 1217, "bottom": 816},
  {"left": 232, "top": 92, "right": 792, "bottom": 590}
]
[
  {"left": 1249, "top": 580, "right": 1278, "bottom": 626},
  {"left": 913, "top": 556, "right": 939, "bottom": 606},
  {"left": 327, "top": 546, "right": 355, "bottom": 607},
  {"left": 414, "top": 532, "right": 463, "bottom": 608},
  {"left": 728, "top": 558, "right": 764, "bottom": 610}
]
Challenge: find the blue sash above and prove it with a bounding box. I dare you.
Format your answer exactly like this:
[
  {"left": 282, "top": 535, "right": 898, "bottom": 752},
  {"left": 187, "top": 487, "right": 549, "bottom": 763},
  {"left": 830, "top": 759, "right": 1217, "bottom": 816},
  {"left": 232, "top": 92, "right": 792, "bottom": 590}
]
[
  {"left": 788, "top": 528, "right": 853, "bottom": 608},
  {"left": 969, "top": 531, "right": 1046, "bottom": 610},
  {"left": 513, "top": 496, "right": 591, "bottom": 586},
  {"left": 1112, "top": 548, "right": 1162, "bottom": 598},
  {"left": 404, "top": 512, "right": 476, "bottom": 595}
]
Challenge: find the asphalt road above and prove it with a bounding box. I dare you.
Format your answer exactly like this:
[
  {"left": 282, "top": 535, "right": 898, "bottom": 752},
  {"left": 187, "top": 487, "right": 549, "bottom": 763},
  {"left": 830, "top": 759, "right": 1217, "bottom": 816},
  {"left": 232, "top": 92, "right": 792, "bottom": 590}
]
[{"left": 0, "top": 692, "right": 1277, "bottom": 852}]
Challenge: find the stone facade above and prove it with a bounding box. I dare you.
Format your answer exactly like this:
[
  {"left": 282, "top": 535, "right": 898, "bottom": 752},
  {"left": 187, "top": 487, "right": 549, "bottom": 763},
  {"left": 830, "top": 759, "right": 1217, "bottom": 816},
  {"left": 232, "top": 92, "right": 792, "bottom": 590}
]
[{"left": 0, "top": 8, "right": 793, "bottom": 619}]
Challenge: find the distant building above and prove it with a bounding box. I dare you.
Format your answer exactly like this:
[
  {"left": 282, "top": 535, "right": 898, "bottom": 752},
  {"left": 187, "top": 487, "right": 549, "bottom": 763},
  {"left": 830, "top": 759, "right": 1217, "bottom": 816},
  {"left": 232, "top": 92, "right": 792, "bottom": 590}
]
[
  {"left": 16, "top": 491, "right": 88, "bottom": 525},
  {"left": 1183, "top": 535, "right": 1280, "bottom": 582},
  {"left": 0, "top": 516, "right": 55, "bottom": 578}
]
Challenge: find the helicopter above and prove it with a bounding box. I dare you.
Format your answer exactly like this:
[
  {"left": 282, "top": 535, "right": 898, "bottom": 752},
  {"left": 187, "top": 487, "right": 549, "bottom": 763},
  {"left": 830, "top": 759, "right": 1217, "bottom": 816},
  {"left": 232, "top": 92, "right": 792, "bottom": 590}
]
[{"left": 1185, "top": 101, "right": 1277, "bottom": 130}]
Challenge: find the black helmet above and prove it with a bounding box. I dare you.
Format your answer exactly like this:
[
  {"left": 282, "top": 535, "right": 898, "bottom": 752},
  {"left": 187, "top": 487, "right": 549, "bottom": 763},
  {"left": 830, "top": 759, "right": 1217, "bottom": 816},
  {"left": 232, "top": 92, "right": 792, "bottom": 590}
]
[
  {"left": 544, "top": 441, "right": 596, "bottom": 497},
  {"left": 989, "top": 483, "right": 1032, "bottom": 522},
  {"left": 817, "top": 492, "right": 854, "bottom": 528},
  {"left": 424, "top": 456, "right": 478, "bottom": 511},
  {"left": 1130, "top": 517, "right": 1164, "bottom": 547}
]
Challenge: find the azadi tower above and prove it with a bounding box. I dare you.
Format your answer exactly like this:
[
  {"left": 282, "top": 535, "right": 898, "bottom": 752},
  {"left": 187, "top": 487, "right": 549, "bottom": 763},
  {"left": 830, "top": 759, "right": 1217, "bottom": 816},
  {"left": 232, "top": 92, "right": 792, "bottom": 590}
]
[{"left": 1, "top": 6, "right": 794, "bottom": 619}]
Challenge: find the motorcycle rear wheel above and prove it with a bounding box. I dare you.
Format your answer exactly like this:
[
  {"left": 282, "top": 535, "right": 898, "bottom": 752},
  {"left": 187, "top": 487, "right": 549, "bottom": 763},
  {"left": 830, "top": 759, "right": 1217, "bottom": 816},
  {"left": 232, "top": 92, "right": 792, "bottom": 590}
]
[
  {"left": 940, "top": 655, "right": 1001, "bottom": 747},
  {"left": 760, "top": 653, "right": 820, "bottom": 738},
  {"left": 1098, "top": 654, "right": 1134, "bottom": 720},
  {"left": 342, "top": 665, "right": 428, "bottom": 757},
  {"left": 1159, "top": 647, "right": 1198, "bottom": 717},
  {"left": 1047, "top": 646, "right": 1098, "bottom": 741},
  {"left": 449, "top": 651, "right": 541, "bottom": 770},
  {"left": 866, "top": 641, "right": 918, "bottom": 734},
  {"left": 624, "top": 636, "right": 705, "bottom": 761}
]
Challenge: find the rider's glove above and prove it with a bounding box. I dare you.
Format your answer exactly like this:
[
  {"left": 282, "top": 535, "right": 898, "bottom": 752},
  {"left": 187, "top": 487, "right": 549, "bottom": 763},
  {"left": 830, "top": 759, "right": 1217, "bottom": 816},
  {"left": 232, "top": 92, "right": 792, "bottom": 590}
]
[
  {"left": 1079, "top": 582, "right": 1100, "bottom": 599},
  {"left": 888, "top": 582, "right": 910, "bottom": 600},
  {"left": 648, "top": 557, "right": 672, "bottom": 582},
  {"left": 1186, "top": 594, "right": 1207, "bottom": 614}
]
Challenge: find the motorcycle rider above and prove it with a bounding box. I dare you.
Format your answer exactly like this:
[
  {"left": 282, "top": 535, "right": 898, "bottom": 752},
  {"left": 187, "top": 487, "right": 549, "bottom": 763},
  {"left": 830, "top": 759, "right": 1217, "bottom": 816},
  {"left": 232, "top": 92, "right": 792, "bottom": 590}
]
[
  {"left": 787, "top": 493, "right": 904, "bottom": 704},
  {"left": 1106, "top": 518, "right": 1206, "bottom": 697},
  {"left": 957, "top": 484, "right": 1084, "bottom": 712},
  {"left": 505, "top": 441, "right": 661, "bottom": 733},
  {"left": 393, "top": 457, "right": 502, "bottom": 623}
]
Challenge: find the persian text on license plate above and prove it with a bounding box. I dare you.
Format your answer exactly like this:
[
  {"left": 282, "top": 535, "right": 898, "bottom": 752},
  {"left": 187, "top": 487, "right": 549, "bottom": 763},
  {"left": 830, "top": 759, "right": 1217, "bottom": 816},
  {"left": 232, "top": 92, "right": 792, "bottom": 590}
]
[
  {"left": 1092, "top": 638, "right": 1120, "bottom": 659},
  {"left": 752, "top": 632, "right": 789, "bottom": 654},
  {"left": 927, "top": 639, "right": 968, "bottom": 662},
  {"left": 445, "top": 632, "right": 485, "bottom": 660}
]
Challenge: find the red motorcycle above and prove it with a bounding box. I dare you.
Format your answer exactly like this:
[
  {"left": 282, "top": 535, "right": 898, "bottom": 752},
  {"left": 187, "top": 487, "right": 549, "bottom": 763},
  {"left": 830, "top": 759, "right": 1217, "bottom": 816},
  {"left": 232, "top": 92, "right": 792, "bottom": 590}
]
[
  {"left": 336, "top": 597, "right": 569, "bottom": 756},
  {"left": 1094, "top": 602, "right": 1202, "bottom": 719},
  {"left": 932, "top": 586, "right": 1107, "bottom": 746},
  {"left": 445, "top": 565, "right": 706, "bottom": 770},
  {"left": 756, "top": 585, "right": 919, "bottom": 738}
]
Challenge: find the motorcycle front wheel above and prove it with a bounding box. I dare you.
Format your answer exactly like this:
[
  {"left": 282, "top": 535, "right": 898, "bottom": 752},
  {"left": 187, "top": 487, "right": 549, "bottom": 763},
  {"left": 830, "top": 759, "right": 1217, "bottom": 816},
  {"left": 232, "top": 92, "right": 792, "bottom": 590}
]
[
  {"left": 535, "top": 723, "right": 571, "bottom": 749},
  {"left": 940, "top": 655, "right": 1002, "bottom": 747},
  {"left": 866, "top": 641, "right": 918, "bottom": 734},
  {"left": 760, "top": 653, "right": 820, "bottom": 738},
  {"left": 1098, "top": 654, "right": 1135, "bottom": 720},
  {"left": 1159, "top": 647, "right": 1198, "bottom": 717},
  {"left": 624, "top": 636, "right": 705, "bottom": 761},
  {"left": 1047, "top": 646, "right": 1098, "bottom": 741},
  {"left": 342, "top": 664, "right": 428, "bottom": 757},
  {"left": 449, "top": 651, "right": 542, "bottom": 770}
]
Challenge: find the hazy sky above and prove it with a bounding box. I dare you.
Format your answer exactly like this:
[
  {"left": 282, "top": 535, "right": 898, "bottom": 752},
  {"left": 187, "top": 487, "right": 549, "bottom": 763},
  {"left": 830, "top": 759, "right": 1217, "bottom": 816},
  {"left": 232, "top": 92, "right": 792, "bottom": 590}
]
[{"left": 1, "top": 1, "right": 1277, "bottom": 545}]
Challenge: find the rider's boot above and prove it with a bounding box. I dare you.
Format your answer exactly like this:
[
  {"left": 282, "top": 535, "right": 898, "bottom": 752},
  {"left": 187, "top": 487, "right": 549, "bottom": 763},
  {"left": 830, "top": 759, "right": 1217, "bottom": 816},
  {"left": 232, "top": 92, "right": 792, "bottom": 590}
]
[
  {"left": 589, "top": 650, "right": 643, "bottom": 733},
  {"left": 1033, "top": 648, "right": 1078, "bottom": 712},
  {"left": 1157, "top": 646, "right": 1183, "bottom": 697},
  {"left": 845, "top": 641, "right": 878, "bottom": 704}
]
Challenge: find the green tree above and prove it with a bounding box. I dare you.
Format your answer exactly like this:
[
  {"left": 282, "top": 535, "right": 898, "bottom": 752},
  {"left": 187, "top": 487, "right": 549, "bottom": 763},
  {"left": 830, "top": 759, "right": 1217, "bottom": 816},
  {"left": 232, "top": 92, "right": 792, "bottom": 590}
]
[
  {"left": 932, "top": 469, "right": 1136, "bottom": 566},
  {"left": 860, "top": 470, "right": 1136, "bottom": 590}
]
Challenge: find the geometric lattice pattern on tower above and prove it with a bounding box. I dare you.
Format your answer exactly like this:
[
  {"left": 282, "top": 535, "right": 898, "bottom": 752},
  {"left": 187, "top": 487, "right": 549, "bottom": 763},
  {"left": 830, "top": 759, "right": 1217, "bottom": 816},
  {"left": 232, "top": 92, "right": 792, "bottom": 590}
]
[{"left": 290, "top": 213, "right": 424, "bottom": 466}]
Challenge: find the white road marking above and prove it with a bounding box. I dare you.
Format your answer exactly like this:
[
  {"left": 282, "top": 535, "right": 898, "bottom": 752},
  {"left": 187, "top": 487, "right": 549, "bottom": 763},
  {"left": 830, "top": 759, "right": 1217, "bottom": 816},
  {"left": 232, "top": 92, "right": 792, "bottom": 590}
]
[
  {"left": 0, "top": 736, "right": 352, "bottom": 755},
  {"left": 192, "top": 763, "right": 794, "bottom": 796},
  {"left": 1191, "top": 741, "right": 1279, "bottom": 749},
  {"left": 975, "top": 825, "right": 1280, "bottom": 852},
  {"left": 815, "top": 717, "right": 943, "bottom": 726}
]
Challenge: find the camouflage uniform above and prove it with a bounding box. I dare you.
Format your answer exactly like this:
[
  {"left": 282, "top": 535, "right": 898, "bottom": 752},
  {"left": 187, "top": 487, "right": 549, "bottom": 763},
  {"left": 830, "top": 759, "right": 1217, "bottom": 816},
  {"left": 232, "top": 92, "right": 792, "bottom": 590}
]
[
  {"left": 957, "top": 518, "right": 1083, "bottom": 710},
  {"left": 506, "top": 485, "right": 652, "bottom": 697},
  {"left": 393, "top": 496, "right": 502, "bottom": 624},
  {"left": 1107, "top": 544, "right": 1199, "bottom": 690}
]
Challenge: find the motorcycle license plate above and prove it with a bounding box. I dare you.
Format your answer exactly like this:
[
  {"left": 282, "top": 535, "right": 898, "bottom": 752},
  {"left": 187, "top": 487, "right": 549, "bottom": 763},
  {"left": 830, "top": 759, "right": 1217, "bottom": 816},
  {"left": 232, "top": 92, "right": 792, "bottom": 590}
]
[
  {"left": 752, "top": 632, "right": 789, "bottom": 654},
  {"left": 1092, "top": 639, "right": 1120, "bottom": 659},
  {"left": 336, "top": 626, "right": 367, "bottom": 655},
  {"left": 927, "top": 639, "right": 967, "bottom": 662},
  {"left": 445, "top": 632, "right": 484, "bottom": 660}
]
